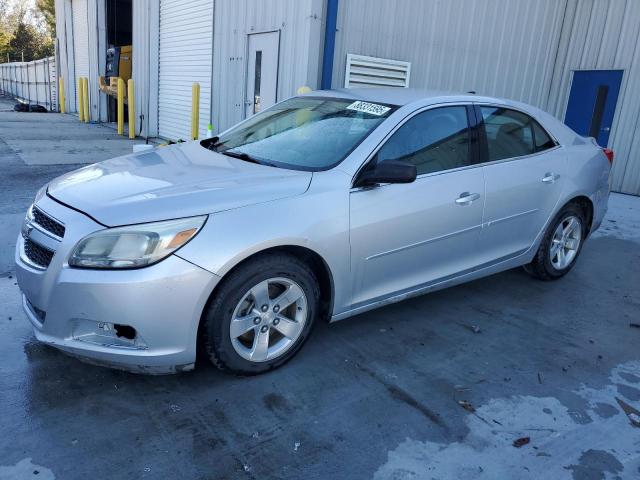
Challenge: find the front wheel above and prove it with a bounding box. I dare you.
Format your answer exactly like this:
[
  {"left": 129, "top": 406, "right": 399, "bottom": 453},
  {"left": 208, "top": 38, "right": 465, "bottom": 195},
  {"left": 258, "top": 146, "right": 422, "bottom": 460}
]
[
  {"left": 202, "top": 253, "right": 319, "bottom": 375},
  {"left": 524, "top": 203, "right": 586, "bottom": 281}
]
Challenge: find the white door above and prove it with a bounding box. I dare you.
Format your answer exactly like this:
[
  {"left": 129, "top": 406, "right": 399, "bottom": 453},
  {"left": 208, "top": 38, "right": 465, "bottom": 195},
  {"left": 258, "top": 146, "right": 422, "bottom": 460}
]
[
  {"left": 71, "top": 0, "right": 89, "bottom": 112},
  {"left": 245, "top": 32, "right": 279, "bottom": 118},
  {"left": 158, "top": 0, "right": 213, "bottom": 140}
]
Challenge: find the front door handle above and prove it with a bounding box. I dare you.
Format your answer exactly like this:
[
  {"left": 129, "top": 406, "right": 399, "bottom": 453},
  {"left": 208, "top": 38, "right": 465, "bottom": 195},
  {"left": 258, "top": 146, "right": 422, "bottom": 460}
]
[
  {"left": 455, "top": 192, "right": 480, "bottom": 205},
  {"left": 542, "top": 172, "right": 560, "bottom": 184}
]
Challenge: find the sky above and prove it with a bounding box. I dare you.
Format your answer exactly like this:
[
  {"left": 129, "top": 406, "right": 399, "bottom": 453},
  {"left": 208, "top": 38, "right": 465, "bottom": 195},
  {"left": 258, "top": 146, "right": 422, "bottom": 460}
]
[{"left": 3, "top": 0, "right": 43, "bottom": 27}]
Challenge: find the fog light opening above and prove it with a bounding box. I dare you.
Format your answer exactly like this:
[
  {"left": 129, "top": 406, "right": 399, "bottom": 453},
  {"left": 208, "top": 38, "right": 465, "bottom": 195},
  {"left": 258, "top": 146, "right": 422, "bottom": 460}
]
[{"left": 114, "top": 324, "right": 136, "bottom": 340}]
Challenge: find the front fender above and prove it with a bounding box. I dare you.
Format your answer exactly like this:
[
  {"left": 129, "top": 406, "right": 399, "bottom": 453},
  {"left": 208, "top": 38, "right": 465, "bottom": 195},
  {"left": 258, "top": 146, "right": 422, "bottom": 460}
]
[{"left": 175, "top": 171, "right": 352, "bottom": 316}]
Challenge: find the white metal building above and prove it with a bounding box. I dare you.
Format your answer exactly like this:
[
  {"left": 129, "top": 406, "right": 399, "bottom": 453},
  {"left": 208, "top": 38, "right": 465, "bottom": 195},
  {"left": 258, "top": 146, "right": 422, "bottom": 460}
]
[{"left": 53, "top": 0, "right": 640, "bottom": 195}]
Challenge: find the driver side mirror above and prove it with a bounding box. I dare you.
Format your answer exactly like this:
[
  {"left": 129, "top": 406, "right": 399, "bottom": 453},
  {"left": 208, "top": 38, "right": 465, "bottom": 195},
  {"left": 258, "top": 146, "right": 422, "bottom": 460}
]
[{"left": 355, "top": 160, "right": 417, "bottom": 188}]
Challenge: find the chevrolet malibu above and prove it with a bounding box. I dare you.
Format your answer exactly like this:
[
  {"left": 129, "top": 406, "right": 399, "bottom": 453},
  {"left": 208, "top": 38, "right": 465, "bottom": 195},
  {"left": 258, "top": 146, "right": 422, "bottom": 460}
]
[{"left": 16, "top": 89, "right": 612, "bottom": 374}]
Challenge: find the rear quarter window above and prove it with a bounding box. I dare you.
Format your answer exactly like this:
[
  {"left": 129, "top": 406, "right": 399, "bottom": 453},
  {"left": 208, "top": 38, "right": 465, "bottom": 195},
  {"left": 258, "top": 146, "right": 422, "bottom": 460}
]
[{"left": 532, "top": 120, "right": 556, "bottom": 152}]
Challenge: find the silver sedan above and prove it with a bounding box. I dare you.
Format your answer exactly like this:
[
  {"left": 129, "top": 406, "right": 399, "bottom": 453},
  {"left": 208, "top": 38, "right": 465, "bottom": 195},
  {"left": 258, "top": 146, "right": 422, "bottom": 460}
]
[{"left": 15, "top": 89, "right": 612, "bottom": 374}]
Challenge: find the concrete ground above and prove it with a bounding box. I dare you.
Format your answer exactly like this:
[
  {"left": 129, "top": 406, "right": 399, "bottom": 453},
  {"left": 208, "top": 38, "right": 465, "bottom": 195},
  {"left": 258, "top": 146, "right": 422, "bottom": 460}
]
[{"left": 1, "top": 93, "right": 639, "bottom": 480}]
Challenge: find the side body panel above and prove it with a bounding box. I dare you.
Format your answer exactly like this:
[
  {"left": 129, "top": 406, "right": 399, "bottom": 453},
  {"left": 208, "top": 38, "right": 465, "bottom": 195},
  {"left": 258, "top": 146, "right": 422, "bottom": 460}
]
[
  {"left": 349, "top": 168, "right": 485, "bottom": 307},
  {"left": 561, "top": 142, "right": 611, "bottom": 234},
  {"left": 479, "top": 147, "right": 568, "bottom": 263},
  {"left": 332, "top": 141, "right": 608, "bottom": 322}
]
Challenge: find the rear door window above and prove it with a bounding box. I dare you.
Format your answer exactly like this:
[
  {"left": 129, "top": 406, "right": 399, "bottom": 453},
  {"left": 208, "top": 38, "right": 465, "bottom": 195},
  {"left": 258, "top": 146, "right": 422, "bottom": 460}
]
[{"left": 479, "top": 106, "right": 556, "bottom": 161}]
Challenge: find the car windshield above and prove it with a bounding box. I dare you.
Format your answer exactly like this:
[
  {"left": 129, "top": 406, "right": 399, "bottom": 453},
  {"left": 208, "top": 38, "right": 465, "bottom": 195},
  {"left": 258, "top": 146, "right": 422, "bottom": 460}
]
[{"left": 205, "top": 97, "right": 396, "bottom": 171}]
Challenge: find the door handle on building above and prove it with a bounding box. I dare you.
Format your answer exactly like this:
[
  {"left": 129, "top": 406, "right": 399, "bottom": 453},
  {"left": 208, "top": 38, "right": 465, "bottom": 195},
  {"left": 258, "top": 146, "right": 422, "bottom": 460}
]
[{"left": 455, "top": 192, "right": 480, "bottom": 205}]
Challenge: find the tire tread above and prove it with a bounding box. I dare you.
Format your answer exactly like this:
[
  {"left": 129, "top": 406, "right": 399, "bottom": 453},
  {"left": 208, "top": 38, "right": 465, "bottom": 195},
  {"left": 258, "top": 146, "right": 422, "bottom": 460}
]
[{"left": 202, "top": 252, "right": 319, "bottom": 375}]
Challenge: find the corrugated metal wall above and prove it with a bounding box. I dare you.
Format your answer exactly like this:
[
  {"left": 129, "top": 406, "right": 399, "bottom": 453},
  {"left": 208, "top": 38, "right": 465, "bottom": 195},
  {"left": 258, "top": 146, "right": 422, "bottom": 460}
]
[
  {"left": 546, "top": 0, "right": 640, "bottom": 195},
  {"left": 333, "top": 0, "right": 640, "bottom": 195},
  {"left": 55, "top": 0, "right": 76, "bottom": 112},
  {"left": 55, "top": 0, "right": 103, "bottom": 116},
  {"left": 49, "top": 0, "right": 640, "bottom": 193},
  {"left": 333, "top": 0, "right": 566, "bottom": 107},
  {"left": 211, "top": 0, "right": 324, "bottom": 133},
  {"left": 87, "top": 0, "right": 105, "bottom": 121}
]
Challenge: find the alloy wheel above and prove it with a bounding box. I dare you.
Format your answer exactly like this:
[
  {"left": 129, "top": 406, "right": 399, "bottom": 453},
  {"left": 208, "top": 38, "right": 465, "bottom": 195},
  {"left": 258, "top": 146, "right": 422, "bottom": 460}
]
[
  {"left": 229, "top": 277, "right": 308, "bottom": 362},
  {"left": 550, "top": 215, "right": 582, "bottom": 270}
]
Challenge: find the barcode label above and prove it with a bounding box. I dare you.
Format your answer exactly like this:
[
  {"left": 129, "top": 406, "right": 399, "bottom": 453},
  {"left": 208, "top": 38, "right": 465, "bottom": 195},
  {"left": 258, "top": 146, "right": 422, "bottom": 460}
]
[{"left": 346, "top": 101, "right": 391, "bottom": 116}]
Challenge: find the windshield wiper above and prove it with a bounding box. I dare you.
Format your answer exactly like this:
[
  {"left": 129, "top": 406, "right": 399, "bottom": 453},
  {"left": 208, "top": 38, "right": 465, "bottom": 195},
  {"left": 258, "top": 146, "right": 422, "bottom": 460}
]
[{"left": 220, "top": 150, "right": 266, "bottom": 165}]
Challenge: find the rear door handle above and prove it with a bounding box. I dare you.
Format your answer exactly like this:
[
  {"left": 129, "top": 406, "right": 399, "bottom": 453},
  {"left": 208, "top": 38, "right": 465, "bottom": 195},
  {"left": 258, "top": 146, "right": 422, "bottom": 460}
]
[
  {"left": 455, "top": 192, "right": 480, "bottom": 205},
  {"left": 542, "top": 172, "right": 560, "bottom": 184}
]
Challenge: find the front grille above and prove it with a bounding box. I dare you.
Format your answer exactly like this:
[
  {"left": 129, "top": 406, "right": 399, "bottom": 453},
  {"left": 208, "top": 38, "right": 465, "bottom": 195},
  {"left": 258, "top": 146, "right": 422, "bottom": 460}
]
[
  {"left": 33, "top": 207, "right": 65, "bottom": 238},
  {"left": 24, "top": 238, "right": 55, "bottom": 268}
]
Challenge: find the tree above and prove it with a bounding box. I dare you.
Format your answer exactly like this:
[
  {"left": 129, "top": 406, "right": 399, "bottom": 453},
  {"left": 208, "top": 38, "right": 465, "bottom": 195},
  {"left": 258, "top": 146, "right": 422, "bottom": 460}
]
[
  {"left": 0, "top": 29, "right": 9, "bottom": 62},
  {"left": 0, "top": 0, "right": 14, "bottom": 60},
  {"left": 1, "top": 0, "right": 54, "bottom": 62},
  {"left": 8, "top": 22, "right": 41, "bottom": 61},
  {"left": 35, "top": 0, "right": 56, "bottom": 38}
]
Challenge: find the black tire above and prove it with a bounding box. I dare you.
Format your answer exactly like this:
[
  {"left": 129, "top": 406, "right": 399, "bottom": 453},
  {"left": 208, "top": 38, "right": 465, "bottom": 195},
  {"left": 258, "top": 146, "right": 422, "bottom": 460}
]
[
  {"left": 202, "top": 252, "right": 320, "bottom": 375},
  {"left": 524, "top": 203, "right": 587, "bottom": 281}
]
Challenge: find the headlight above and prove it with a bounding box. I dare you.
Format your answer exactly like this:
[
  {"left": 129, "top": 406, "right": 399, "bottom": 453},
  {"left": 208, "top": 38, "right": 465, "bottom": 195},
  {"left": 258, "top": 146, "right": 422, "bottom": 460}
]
[{"left": 69, "top": 216, "right": 207, "bottom": 269}]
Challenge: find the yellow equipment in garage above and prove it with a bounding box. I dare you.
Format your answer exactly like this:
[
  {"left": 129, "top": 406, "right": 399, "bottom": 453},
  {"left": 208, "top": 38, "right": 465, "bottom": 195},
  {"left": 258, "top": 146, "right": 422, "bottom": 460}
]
[{"left": 99, "top": 45, "right": 132, "bottom": 103}]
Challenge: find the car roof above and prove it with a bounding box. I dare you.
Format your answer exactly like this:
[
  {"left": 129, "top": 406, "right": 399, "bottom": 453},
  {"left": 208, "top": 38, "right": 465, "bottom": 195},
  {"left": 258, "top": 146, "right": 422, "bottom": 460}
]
[
  {"left": 309, "top": 87, "right": 499, "bottom": 107},
  {"left": 302, "top": 87, "right": 581, "bottom": 147}
]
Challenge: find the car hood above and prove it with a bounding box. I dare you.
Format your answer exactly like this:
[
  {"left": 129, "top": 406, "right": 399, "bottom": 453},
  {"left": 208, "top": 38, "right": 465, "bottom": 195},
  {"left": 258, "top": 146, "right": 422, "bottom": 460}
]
[{"left": 47, "top": 141, "right": 312, "bottom": 226}]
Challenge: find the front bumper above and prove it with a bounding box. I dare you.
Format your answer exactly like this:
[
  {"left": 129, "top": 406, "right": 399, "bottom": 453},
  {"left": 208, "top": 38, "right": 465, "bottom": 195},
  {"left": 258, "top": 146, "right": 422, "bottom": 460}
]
[{"left": 15, "top": 195, "right": 220, "bottom": 374}]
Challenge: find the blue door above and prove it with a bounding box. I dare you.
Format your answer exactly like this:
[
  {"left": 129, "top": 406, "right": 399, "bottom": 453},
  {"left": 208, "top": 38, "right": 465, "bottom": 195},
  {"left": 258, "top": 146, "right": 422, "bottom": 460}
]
[{"left": 564, "top": 70, "right": 623, "bottom": 147}]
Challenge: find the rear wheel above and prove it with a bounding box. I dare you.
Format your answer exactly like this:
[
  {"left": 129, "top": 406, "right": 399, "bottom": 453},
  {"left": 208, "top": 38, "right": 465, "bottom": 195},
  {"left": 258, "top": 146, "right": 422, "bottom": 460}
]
[
  {"left": 202, "top": 253, "right": 319, "bottom": 375},
  {"left": 524, "top": 203, "right": 586, "bottom": 281}
]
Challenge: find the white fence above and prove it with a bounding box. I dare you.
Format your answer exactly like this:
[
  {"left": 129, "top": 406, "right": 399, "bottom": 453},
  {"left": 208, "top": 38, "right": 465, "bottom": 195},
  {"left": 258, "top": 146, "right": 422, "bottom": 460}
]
[{"left": 0, "top": 56, "right": 57, "bottom": 111}]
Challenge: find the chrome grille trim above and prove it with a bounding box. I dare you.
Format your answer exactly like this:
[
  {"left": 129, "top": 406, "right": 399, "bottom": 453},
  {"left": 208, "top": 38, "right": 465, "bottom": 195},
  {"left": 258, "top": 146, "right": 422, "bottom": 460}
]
[{"left": 33, "top": 207, "right": 66, "bottom": 238}]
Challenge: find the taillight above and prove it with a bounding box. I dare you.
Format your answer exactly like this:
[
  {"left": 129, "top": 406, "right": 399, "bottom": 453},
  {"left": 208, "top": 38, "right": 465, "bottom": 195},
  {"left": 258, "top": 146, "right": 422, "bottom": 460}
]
[{"left": 603, "top": 148, "right": 614, "bottom": 164}]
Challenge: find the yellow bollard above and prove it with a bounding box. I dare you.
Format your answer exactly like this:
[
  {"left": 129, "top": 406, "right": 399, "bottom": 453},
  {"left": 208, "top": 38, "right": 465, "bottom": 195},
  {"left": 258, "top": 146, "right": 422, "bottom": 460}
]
[
  {"left": 77, "top": 77, "right": 85, "bottom": 121},
  {"left": 191, "top": 82, "right": 200, "bottom": 140},
  {"left": 82, "top": 77, "right": 90, "bottom": 122},
  {"left": 127, "top": 79, "right": 135, "bottom": 139},
  {"left": 117, "top": 77, "right": 125, "bottom": 135},
  {"left": 59, "top": 77, "right": 65, "bottom": 113}
]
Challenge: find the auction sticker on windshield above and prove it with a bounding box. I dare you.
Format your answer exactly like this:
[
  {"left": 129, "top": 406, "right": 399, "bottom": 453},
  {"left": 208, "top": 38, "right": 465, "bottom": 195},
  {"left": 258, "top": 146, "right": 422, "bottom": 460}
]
[{"left": 346, "top": 101, "right": 391, "bottom": 116}]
